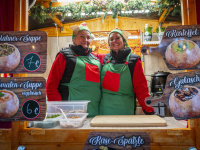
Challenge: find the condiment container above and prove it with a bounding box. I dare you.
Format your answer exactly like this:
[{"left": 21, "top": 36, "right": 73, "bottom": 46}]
[{"left": 59, "top": 113, "right": 88, "bottom": 128}]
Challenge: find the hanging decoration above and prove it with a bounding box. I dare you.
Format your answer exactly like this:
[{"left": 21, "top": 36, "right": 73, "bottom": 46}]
[
  {"left": 157, "top": 0, "right": 181, "bottom": 16},
  {"left": 29, "top": 0, "right": 181, "bottom": 24}
]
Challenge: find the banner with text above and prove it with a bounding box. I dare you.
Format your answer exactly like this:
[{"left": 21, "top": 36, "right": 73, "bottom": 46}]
[{"left": 83, "top": 132, "right": 150, "bottom": 150}]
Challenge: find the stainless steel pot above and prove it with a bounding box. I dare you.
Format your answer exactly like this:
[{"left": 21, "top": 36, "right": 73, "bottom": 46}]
[{"left": 151, "top": 71, "right": 171, "bottom": 97}]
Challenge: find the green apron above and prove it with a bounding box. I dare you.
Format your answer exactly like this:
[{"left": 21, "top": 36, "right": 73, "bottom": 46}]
[
  {"left": 100, "top": 52, "right": 135, "bottom": 115},
  {"left": 62, "top": 49, "right": 101, "bottom": 117}
]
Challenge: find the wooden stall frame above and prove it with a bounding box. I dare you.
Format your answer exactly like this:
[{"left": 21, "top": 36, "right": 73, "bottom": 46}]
[
  {"left": 14, "top": 119, "right": 197, "bottom": 150},
  {"left": 0, "top": 0, "right": 200, "bottom": 150}
]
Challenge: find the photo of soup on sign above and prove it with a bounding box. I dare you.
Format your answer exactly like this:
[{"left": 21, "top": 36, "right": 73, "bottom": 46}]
[
  {"left": 141, "top": 25, "right": 200, "bottom": 70},
  {"left": 0, "top": 77, "right": 46, "bottom": 121},
  {"left": 0, "top": 31, "right": 47, "bottom": 73}
]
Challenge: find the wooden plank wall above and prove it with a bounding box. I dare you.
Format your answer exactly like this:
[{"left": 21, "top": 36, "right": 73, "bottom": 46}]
[{"left": 143, "top": 52, "right": 181, "bottom": 91}]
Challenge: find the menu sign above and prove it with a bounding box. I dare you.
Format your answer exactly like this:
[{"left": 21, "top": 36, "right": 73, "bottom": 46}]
[
  {"left": 145, "top": 71, "right": 200, "bottom": 120},
  {"left": 83, "top": 132, "right": 150, "bottom": 150},
  {"left": 141, "top": 25, "right": 200, "bottom": 70},
  {"left": 0, "top": 77, "right": 46, "bottom": 121},
  {"left": 0, "top": 31, "right": 47, "bottom": 73}
]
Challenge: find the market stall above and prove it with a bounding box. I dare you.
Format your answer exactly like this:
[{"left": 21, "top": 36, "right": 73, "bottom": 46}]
[{"left": 0, "top": 0, "right": 200, "bottom": 150}]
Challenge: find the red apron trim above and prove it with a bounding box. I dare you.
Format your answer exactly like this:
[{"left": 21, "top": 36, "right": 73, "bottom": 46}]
[
  {"left": 85, "top": 63, "right": 99, "bottom": 83},
  {"left": 102, "top": 70, "right": 120, "bottom": 92}
]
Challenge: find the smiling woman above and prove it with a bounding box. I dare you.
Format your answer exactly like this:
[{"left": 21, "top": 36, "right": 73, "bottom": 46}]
[
  {"left": 99, "top": 28, "right": 155, "bottom": 115},
  {"left": 46, "top": 22, "right": 101, "bottom": 117}
]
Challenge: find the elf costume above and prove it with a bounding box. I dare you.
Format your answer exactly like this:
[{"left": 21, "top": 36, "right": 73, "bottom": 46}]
[
  {"left": 96, "top": 28, "right": 154, "bottom": 115},
  {"left": 46, "top": 23, "right": 101, "bottom": 117}
]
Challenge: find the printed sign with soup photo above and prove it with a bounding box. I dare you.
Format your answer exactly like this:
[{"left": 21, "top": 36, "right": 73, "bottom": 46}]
[{"left": 141, "top": 25, "right": 200, "bottom": 70}]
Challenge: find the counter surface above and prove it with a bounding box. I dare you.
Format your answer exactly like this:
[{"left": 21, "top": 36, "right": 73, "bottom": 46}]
[
  {"left": 82, "top": 117, "right": 187, "bottom": 129},
  {"left": 32, "top": 117, "right": 187, "bottom": 129}
]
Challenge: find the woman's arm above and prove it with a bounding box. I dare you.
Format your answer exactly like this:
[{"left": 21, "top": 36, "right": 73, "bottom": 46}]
[
  {"left": 46, "top": 53, "right": 66, "bottom": 101},
  {"left": 132, "top": 59, "right": 155, "bottom": 114},
  {"left": 92, "top": 53, "right": 106, "bottom": 66}
]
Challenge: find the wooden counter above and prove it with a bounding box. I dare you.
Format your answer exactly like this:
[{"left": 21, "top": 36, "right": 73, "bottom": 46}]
[
  {"left": 79, "top": 117, "right": 187, "bottom": 129},
  {"left": 1, "top": 117, "right": 198, "bottom": 150}
]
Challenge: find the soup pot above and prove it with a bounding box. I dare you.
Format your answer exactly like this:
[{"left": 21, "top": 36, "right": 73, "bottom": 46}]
[{"left": 151, "top": 71, "right": 171, "bottom": 96}]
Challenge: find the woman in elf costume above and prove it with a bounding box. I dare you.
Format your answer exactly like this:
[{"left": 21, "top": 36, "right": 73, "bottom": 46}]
[
  {"left": 98, "top": 28, "right": 154, "bottom": 115},
  {"left": 46, "top": 22, "right": 101, "bottom": 117}
]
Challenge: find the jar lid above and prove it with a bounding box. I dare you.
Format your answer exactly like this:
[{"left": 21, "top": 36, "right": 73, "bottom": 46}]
[{"left": 151, "top": 71, "right": 171, "bottom": 77}]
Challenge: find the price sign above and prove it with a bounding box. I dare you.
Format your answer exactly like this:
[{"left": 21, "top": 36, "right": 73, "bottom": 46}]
[
  {"left": 21, "top": 99, "right": 40, "bottom": 120},
  {"left": 23, "top": 52, "right": 41, "bottom": 72}
]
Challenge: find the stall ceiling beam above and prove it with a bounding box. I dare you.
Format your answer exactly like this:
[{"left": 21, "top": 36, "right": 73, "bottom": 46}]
[
  {"left": 49, "top": 14, "right": 64, "bottom": 28},
  {"left": 158, "top": 8, "right": 173, "bottom": 23}
]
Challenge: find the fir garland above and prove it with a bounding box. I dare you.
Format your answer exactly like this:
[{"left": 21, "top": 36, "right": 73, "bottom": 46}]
[
  {"left": 29, "top": 0, "right": 181, "bottom": 24},
  {"left": 157, "top": 0, "right": 181, "bottom": 16}
]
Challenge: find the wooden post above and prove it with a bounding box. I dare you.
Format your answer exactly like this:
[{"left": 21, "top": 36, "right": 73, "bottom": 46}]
[
  {"left": 11, "top": 122, "right": 20, "bottom": 150},
  {"left": 13, "top": 0, "right": 28, "bottom": 78},
  {"left": 181, "top": 0, "right": 197, "bottom": 25},
  {"left": 180, "top": 0, "right": 188, "bottom": 25},
  {"left": 12, "top": 0, "right": 29, "bottom": 149},
  {"left": 181, "top": 0, "right": 199, "bottom": 149},
  {"left": 186, "top": 0, "right": 197, "bottom": 25}
]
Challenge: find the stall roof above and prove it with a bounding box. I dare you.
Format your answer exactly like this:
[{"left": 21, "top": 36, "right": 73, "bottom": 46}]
[
  {"left": 29, "top": 13, "right": 181, "bottom": 30},
  {"left": 28, "top": 0, "right": 182, "bottom": 31}
]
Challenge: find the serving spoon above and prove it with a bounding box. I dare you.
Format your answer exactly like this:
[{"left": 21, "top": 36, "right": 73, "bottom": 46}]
[{"left": 51, "top": 105, "right": 68, "bottom": 120}]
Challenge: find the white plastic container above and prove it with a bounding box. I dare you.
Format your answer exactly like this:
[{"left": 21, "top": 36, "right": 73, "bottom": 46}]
[
  {"left": 59, "top": 113, "right": 88, "bottom": 128},
  {"left": 46, "top": 101, "right": 90, "bottom": 114}
]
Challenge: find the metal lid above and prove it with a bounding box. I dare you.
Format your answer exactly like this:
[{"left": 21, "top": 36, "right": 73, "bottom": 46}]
[{"left": 151, "top": 71, "right": 171, "bottom": 77}]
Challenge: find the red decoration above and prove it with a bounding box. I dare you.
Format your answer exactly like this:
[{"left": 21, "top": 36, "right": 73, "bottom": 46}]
[
  {"left": 115, "top": 28, "right": 122, "bottom": 30},
  {"left": 85, "top": 63, "right": 99, "bottom": 83},
  {"left": 102, "top": 71, "right": 120, "bottom": 92},
  {"left": 79, "top": 22, "right": 87, "bottom": 27}
]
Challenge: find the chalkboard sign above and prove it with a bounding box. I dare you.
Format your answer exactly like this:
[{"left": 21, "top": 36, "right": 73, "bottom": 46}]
[
  {"left": 0, "top": 77, "right": 46, "bottom": 121},
  {"left": 0, "top": 31, "right": 47, "bottom": 73},
  {"left": 23, "top": 52, "right": 41, "bottom": 72},
  {"left": 21, "top": 99, "right": 41, "bottom": 120},
  {"left": 83, "top": 132, "right": 150, "bottom": 150}
]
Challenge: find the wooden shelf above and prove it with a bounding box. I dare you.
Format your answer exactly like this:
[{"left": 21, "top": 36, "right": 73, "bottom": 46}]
[{"left": 142, "top": 41, "right": 160, "bottom": 47}]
